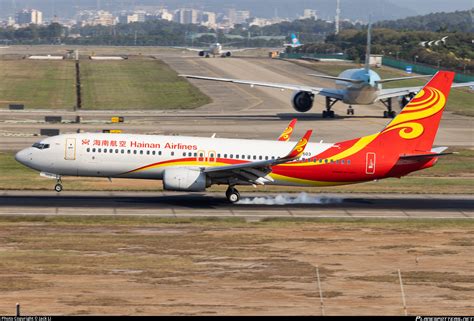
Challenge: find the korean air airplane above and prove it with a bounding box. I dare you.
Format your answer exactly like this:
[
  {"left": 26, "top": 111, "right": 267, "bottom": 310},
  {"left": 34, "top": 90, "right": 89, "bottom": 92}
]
[
  {"left": 16, "top": 72, "right": 455, "bottom": 203},
  {"left": 284, "top": 33, "right": 303, "bottom": 48},
  {"left": 182, "top": 24, "right": 474, "bottom": 118}
]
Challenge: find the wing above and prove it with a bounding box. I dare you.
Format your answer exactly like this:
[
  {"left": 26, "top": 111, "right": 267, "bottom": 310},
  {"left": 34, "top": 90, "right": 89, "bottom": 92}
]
[
  {"left": 173, "top": 46, "right": 205, "bottom": 52},
  {"left": 278, "top": 119, "right": 297, "bottom": 141},
  {"left": 180, "top": 74, "right": 344, "bottom": 99},
  {"left": 378, "top": 81, "right": 474, "bottom": 100},
  {"left": 204, "top": 130, "right": 312, "bottom": 185}
]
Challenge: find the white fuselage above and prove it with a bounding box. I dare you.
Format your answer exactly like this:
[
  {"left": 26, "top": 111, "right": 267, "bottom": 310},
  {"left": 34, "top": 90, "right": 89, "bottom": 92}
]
[
  {"left": 15, "top": 133, "right": 334, "bottom": 186},
  {"left": 335, "top": 68, "right": 382, "bottom": 105}
]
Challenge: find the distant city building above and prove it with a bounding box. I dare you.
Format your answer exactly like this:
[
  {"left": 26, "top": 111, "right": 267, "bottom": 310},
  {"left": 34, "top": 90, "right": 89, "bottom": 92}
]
[
  {"left": 302, "top": 9, "right": 318, "bottom": 20},
  {"left": 201, "top": 11, "right": 217, "bottom": 27},
  {"left": 79, "top": 10, "right": 116, "bottom": 26},
  {"left": 176, "top": 9, "right": 199, "bottom": 24},
  {"left": 16, "top": 9, "right": 43, "bottom": 25},
  {"left": 234, "top": 10, "right": 250, "bottom": 24}
]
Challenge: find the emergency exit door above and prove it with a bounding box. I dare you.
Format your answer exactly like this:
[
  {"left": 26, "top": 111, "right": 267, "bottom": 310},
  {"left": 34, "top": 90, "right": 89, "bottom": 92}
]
[
  {"left": 366, "top": 152, "right": 376, "bottom": 175},
  {"left": 65, "top": 138, "right": 76, "bottom": 160}
]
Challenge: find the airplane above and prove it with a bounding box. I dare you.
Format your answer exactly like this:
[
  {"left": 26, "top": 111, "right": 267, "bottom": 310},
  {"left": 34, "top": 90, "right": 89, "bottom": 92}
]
[
  {"left": 16, "top": 71, "right": 457, "bottom": 203},
  {"left": 284, "top": 33, "right": 303, "bottom": 48},
  {"left": 180, "top": 23, "right": 474, "bottom": 118},
  {"left": 180, "top": 42, "right": 251, "bottom": 58}
]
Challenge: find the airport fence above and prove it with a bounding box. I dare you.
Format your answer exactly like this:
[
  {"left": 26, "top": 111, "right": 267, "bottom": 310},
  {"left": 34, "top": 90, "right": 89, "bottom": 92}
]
[{"left": 382, "top": 57, "right": 474, "bottom": 83}]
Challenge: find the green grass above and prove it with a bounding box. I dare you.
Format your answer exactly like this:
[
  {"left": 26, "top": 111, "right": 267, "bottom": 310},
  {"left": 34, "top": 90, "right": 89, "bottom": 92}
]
[
  {"left": 2, "top": 148, "right": 472, "bottom": 194},
  {"left": 0, "top": 59, "right": 76, "bottom": 109},
  {"left": 80, "top": 58, "right": 211, "bottom": 109},
  {"left": 291, "top": 60, "right": 474, "bottom": 116}
]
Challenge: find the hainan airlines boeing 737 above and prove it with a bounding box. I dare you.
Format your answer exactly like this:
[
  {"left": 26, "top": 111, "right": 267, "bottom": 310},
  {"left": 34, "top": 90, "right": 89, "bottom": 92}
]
[{"left": 16, "top": 71, "right": 455, "bottom": 203}]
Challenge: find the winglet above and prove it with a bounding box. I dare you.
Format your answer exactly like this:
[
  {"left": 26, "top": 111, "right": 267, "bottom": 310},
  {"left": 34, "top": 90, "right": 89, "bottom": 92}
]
[
  {"left": 278, "top": 119, "right": 297, "bottom": 141},
  {"left": 283, "top": 130, "right": 312, "bottom": 160}
]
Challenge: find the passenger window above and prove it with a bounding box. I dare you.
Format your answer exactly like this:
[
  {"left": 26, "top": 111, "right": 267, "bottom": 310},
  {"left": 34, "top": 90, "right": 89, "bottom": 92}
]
[
  {"left": 104, "top": 149, "right": 107, "bottom": 153},
  {"left": 92, "top": 148, "right": 96, "bottom": 152},
  {"left": 98, "top": 148, "right": 102, "bottom": 153},
  {"left": 319, "top": 159, "right": 323, "bottom": 163},
  {"left": 230, "top": 154, "right": 233, "bottom": 158},
  {"left": 188, "top": 152, "right": 192, "bottom": 157},
  {"left": 265, "top": 156, "right": 268, "bottom": 160},
  {"left": 152, "top": 151, "right": 155, "bottom": 155},
  {"left": 224, "top": 154, "right": 227, "bottom": 158},
  {"left": 159, "top": 151, "right": 162, "bottom": 156},
  {"left": 171, "top": 152, "right": 174, "bottom": 156},
  {"left": 87, "top": 148, "right": 90, "bottom": 152},
  {"left": 127, "top": 150, "right": 131, "bottom": 154},
  {"left": 140, "top": 150, "right": 143, "bottom": 155},
  {"left": 347, "top": 160, "right": 351, "bottom": 165},
  {"left": 341, "top": 160, "right": 345, "bottom": 165},
  {"left": 183, "top": 152, "right": 186, "bottom": 156},
  {"left": 133, "top": 150, "right": 137, "bottom": 154},
  {"left": 217, "top": 154, "right": 221, "bottom": 158},
  {"left": 324, "top": 159, "right": 328, "bottom": 163},
  {"left": 236, "top": 155, "right": 239, "bottom": 159},
  {"left": 259, "top": 156, "right": 262, "bottom": 160},
  {"left": 121, "top": 150, "right": 124, "bottom": 154}
]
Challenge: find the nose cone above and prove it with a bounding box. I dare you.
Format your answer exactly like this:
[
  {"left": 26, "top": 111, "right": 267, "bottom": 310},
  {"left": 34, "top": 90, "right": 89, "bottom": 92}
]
[{"left": 15, "top": 148, "right": 30, "bottom": 166}]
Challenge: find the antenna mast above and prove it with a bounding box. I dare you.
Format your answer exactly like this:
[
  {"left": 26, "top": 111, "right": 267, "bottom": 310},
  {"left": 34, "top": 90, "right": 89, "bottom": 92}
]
[{"left": 335, "top": 0, "right": 341, "bottom": 35}]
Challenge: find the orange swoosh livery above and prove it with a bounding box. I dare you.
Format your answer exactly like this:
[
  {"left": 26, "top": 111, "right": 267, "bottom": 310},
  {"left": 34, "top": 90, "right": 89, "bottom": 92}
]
[{"left": 278, "top": 119, "right": 297, "bottom": 141}]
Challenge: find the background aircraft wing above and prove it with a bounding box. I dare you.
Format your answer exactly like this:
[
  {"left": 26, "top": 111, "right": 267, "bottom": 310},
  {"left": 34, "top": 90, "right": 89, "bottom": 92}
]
[
  {"left": 378, "top": 82, "right": 474, "bottom": 101},
  {"left": 204, "top": 131, "right": 312, "bottom": 185},
  {"left": 173, "top": 46, "right": 205, "bottom": 52},
  {"left": 181, "top": 74, "right": 343, "bottom": 97}
]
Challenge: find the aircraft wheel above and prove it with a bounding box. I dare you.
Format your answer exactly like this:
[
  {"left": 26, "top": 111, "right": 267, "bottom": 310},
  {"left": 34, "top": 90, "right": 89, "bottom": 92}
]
[
  {"left": 322, "top": 110, "right": 327, "bottom": 118},
  {"left": 329, "top": 110, "right": 335, "bottom": 118},
  {"left": 390, "top": 111, "right": 396, "bottom": 118},
  {"left": 54, "top": 183, "right": 63, "bottom": 193},
  {"left": 383, "top": 111, "right": 388, "bottom": 118},
  {"left": 226, "top": 187, "right": 240, "bottom": 203}
]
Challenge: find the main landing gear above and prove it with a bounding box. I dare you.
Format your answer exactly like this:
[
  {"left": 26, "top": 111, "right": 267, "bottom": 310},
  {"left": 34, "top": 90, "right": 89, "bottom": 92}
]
[
  {"left": 226, "top": 186, "right": 240, "bottom": 203},
  {"left": 54, "top": 177, "right": 63, "bottom": 193},
  {"left": 346, "top": 105, "right": 354, "bottom": 115},
  {"left": 322, "top": 97, "right": 338, "bottom": 118},
  {"left": 381, "top": 97, "right": 396, "bottom": 118}
]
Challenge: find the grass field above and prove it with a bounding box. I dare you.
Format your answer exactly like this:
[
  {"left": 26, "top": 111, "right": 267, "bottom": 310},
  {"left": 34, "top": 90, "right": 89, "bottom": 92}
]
[
  {"left": 291, "top": 60, "right": 474, "bottom": 117},
  {"left": 0, "top": 216, "right": 472, "bottom": 315},
  {"left": 1, "top": 148, "right": 472, "bottom": 194},
  {"left": 0, "top": 59, "right": 76, "bottom": 109},
  {"left": 0, "top": 57, "right": 211, "bottom": 110},
  {"left": 80, "top": 58, "right": 211, "bottom": 109}
]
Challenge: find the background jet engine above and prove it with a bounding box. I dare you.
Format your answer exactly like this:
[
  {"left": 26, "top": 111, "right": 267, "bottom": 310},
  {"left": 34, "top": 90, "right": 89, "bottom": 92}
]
[{"left": 291, "top": 91, "right": 314, "bottom": 113}]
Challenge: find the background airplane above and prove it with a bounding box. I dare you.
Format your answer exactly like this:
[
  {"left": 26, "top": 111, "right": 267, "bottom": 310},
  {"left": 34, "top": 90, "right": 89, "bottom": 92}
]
[
  {"left": 284, "top": 33, "right": 303, "bottom": 48},
  {"left": 15, "top": 71, "right": 456, "bottom": 203},
  {"left": 181, "top": 23, "right": 474, "bottom": 118}
]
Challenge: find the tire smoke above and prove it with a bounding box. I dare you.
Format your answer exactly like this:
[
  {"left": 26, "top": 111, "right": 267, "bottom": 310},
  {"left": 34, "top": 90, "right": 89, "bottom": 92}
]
[{"left": 237, "top": 192, "right": 342, "bottom": 205}]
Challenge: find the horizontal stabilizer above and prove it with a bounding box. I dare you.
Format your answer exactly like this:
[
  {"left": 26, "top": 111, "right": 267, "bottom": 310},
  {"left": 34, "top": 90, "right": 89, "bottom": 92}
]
[
  {"left": 399, "top": 152, "right": 453, "bottom": 160},
  {"left": 376, "top": 75, "right": 432, "bottom": 84}
]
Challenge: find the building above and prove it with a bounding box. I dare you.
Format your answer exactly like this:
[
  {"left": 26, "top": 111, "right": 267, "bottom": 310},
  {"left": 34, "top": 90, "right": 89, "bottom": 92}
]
[
  {"left": 201, "top": 11, "right": 216, "bottom": 27},
  {"left": 176, "top": 9, "right": 199, "bottom": 24},
  {"left": 235, "top": 10, "right": 250, "bottom": 24},
  {"left": 16, "top": 9, "right": 43, "bottom": 25},
  {"left": 302, "top": 9, "right": 318, "bottom": 20}
]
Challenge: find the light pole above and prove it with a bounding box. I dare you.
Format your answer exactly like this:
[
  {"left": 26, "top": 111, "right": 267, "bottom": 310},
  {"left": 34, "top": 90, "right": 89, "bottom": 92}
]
[{"left": 414, "top": 55, "right": 418, "bottom": 64}]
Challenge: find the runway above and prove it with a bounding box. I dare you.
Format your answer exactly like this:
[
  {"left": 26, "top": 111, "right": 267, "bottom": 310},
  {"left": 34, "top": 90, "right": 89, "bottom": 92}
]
[{"left": 0, "top": 191, "right": 472, "bottom": 219}]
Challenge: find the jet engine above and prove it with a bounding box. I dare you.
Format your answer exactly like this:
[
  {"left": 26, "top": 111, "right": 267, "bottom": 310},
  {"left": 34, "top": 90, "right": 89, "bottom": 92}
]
[
  {"left": 225, "top": 51, "right": 231, "bottom": 57},
  {"left": 198, "top": 51, "right": 205, "bottom": 57},
  {"left": 163, "top": 167, "right": 210, "bottom": 192},
  {"left": 399, "top": 93, "right": 416, "bottom": 107},
  {"left": 291, "top": 91, "right": 314, "bottom": 113}
]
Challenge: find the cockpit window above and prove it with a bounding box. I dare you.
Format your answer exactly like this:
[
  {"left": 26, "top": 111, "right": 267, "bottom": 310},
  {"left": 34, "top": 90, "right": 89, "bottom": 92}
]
[{"left": 32, "top": 143, "right": 50, "bottom": 150}]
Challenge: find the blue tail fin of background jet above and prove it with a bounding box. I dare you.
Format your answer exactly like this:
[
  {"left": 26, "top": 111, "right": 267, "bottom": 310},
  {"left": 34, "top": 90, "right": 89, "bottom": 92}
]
[{"left": 291, "top": 34, "right": 301, "bottom": 46}]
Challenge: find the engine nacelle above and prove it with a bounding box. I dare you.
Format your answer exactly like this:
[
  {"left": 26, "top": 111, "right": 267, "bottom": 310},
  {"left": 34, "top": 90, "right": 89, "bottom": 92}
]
[
  {"left": 291, "top": 91, "right": 314, "bottom": 113},
  {"left": 225, "top": 51, "right": 231, "bottom": 57},
  {"left": 198, "top": 51, "right": 205, "bottom": 57},
  {"left": 163, "top": 167, "right": 209, "bottom": 192},
  {"left": 399, "top": 92, "right": 416, "bottom": 107}
]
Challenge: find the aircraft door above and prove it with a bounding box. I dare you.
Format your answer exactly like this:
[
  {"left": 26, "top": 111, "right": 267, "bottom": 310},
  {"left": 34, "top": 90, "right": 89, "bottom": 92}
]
[
  {"left": 366, "top": 152, "right": 376, "bottom": 175},
  {"left": 65, "top": 138, "right": 76, "bottom": 160}
]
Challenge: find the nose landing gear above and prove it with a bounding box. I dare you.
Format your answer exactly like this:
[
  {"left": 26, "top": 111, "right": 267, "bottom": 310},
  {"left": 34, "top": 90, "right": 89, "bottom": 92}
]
[{"left": 226, "top": 186, "right": 240, "bottom": 203}]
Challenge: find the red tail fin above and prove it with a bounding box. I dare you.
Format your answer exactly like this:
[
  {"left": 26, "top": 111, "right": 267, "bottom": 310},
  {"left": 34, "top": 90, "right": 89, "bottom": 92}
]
[{"left": 380, "top": 71, "right": 455, "bottom": 152}]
